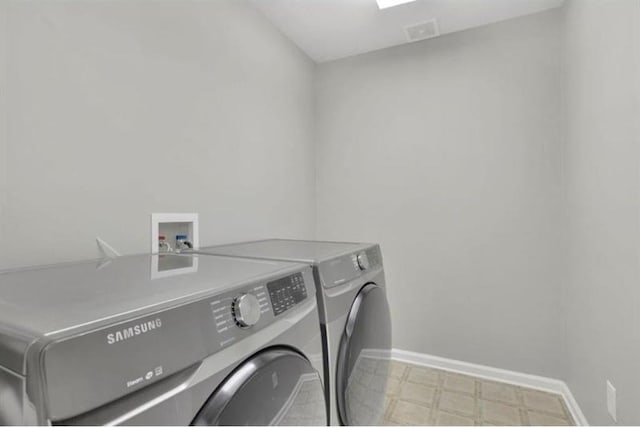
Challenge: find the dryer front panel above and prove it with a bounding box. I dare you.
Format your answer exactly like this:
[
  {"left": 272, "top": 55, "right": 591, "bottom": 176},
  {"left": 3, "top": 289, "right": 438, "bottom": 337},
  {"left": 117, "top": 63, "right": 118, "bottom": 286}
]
[{"left": 336, "top": 283, "right": 392, "bottom": 426}]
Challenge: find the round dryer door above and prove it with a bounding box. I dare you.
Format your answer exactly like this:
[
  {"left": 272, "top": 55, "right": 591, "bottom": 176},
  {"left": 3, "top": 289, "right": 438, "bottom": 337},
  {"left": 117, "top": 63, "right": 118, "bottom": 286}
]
[
  {"left": 192, "top": 348, "right": 326, "bottom": 426},
  {"left": 336, "top": 283, "right": 392, "bottom": 426}
]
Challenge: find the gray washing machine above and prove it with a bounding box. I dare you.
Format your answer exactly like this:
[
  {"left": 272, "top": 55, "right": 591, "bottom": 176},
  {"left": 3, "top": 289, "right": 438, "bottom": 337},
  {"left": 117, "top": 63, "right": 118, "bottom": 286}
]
[
  {"left": 192, "top": 240, "right": 392, "bottom": 426},
  {"left": 0, "top": 253, "right": 326, "bottom": 426}
]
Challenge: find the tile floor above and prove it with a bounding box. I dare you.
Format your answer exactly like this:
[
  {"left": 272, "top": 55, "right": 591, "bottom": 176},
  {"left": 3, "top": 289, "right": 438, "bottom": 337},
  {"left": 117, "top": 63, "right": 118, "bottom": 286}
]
[{"left": 383, "top": 361, "right": 574, "bottom": 426}]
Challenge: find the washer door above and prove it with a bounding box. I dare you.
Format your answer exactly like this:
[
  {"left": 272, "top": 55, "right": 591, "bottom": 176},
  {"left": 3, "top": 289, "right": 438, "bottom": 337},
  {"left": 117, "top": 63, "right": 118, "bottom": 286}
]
[
  {"left": 192, "top": 348, "right": 326, "bottom": 426},
  {"left": 336, "top": 283, "right": 392, "bottom": 426}
]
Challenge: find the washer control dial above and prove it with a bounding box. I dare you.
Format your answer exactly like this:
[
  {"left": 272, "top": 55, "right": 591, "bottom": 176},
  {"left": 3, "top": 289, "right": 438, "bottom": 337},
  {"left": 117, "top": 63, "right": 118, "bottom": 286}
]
[
  {"left": 357, "top": 253, "right": 370, "bottom": 271},
  {"left": 232, "top": 293, "right": 261, "bottom": 328}
]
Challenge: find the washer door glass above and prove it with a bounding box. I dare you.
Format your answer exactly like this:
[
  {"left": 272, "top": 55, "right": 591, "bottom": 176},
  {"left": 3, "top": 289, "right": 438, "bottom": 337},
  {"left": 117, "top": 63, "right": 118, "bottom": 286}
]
[
  {"left": 336, "top": 283, "right": 392, "bottom": 426},
  {"left": 192, "top": 348, "right": 326, "bottom": 426}
]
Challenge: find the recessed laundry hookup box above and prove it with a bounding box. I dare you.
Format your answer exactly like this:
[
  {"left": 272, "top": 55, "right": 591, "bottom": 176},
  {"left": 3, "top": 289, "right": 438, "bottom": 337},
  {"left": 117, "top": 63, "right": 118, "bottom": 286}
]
[{"left": 151, "top": 213, "right": 199, "bottom": 254}]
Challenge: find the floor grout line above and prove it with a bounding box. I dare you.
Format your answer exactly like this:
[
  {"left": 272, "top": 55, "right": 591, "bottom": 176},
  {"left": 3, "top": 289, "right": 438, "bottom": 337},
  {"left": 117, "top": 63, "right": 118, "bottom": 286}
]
[{"left": 384, "top": 360, "right": 574, "bottom": 426}]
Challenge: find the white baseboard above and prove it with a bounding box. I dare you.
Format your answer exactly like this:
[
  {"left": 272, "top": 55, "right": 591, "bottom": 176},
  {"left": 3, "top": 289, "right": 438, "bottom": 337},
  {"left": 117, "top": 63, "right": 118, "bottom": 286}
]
[
  {"left": 558, "top": 381, "right": 589, "bottom": 427},
  {"left": 392, "top": 348, "right": 588, "bottom": 426}
]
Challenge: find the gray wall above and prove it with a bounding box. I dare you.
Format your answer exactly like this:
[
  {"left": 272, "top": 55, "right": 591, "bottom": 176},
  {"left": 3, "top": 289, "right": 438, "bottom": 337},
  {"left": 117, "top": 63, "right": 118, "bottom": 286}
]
[
  {"left": 315, "top": 11, "right": 565, "bottom": 379},
  {"left": 0, "top": 0, "right": 316, "bottom": 269},
  {"left": 0, "top": 4, "right": 7, "bottom": 268},
  {"left": 3, "top": 1, "right": 640, "bottom": 422},
  {"left": 562, "top": 0, "right": 640, "bottom": 424}
]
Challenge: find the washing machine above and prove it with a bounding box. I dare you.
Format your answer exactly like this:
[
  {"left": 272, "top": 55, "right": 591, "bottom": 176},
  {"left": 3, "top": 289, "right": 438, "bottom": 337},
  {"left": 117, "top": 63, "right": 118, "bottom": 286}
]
[
  {"left": 0, "top": 253, "right": 326, "bottom": 425},
  {"left": 192, "top": 240, "right": 392, "bottom": 426}
]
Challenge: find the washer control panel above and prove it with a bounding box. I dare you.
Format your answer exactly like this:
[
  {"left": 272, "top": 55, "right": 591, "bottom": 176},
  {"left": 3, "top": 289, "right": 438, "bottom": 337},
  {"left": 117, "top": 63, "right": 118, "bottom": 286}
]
[
  {"left": 232, "top": 293, "right": 262, "bottom": 328},
  {"left": 267, "top": 272, "right": 307, "bottom": 316},
  {"left": 210, "top": 283, "right": 270, "bottom": 342},
  {"left": 208, "top": 271, "right": 310, "bottom": 348}
]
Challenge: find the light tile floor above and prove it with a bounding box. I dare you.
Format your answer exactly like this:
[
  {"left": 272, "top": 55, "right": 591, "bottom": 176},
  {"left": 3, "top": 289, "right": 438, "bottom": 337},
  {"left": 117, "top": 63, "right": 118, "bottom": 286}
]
[{"left": 383, "top": 361, "right": 574, "bottom": 426}]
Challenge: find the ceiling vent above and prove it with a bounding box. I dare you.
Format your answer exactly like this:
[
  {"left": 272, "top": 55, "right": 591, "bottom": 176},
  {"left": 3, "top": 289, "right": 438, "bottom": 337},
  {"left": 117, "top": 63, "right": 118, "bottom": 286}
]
[{"left": 404, "top": 19, "right": 440, "bottom": 42}]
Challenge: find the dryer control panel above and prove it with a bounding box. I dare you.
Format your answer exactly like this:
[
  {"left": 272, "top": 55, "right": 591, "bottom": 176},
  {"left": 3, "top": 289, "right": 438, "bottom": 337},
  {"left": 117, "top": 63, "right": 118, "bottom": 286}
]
[{"left": 322, "top": 245, "right": 383, "bottom": 288}]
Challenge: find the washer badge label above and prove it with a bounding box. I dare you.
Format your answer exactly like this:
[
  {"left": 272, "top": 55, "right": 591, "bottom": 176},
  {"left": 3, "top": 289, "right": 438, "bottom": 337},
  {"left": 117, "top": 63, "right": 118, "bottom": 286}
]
[{"left": 107, "top": 318, "right": 162, "bottom": 344}]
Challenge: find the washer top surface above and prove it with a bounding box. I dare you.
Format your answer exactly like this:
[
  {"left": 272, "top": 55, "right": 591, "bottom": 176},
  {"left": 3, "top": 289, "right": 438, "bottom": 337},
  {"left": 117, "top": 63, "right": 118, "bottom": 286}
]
[
  {"left": 0, "top": 253, "right": 302, "bottom": 339},
  {"left": 200, "top": 239, "right": 373, "bottom": 264}
]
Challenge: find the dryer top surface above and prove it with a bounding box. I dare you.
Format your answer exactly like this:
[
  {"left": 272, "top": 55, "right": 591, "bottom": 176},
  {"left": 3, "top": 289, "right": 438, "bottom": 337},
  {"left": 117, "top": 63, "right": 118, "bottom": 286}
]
[{"left": 200, "top": 239, "right": 374, "bottom": 264}]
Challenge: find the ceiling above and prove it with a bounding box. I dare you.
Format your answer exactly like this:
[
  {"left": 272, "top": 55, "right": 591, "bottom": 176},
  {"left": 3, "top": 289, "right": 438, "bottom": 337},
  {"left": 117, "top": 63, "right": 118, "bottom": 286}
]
[{"left": 250, "top": 0, "right": 565, "bottom": 63}]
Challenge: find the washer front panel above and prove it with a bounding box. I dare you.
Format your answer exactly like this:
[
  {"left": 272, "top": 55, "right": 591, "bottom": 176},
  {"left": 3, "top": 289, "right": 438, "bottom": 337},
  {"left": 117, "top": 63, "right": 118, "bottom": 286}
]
[
  {"left": 41, "top": 268, "right": 315, "bottom": 422},
  {"left": 193, "top": 348, "right": 326, "bottom": 426}
]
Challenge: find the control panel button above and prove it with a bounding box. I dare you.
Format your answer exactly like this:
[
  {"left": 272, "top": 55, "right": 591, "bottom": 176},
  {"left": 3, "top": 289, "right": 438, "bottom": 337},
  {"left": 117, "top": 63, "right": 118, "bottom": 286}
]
[
  {"left": 232, "top": 293, "right": 261, "bottom": 328},
  {"left": 267, "top": 273, "right": 307, "bottom": 316},
  {"left": 357, "top": 253, "right": 370, "bottom": 271}
]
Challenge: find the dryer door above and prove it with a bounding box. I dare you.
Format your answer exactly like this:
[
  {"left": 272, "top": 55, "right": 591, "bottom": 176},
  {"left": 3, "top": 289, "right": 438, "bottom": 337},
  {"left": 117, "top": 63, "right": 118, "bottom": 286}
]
[
  {"left": 192, "top": 348, "right": 326, "bottom": 426},
  {"left": 336, "top": 283, "right": 392, "bottom": 426}
]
